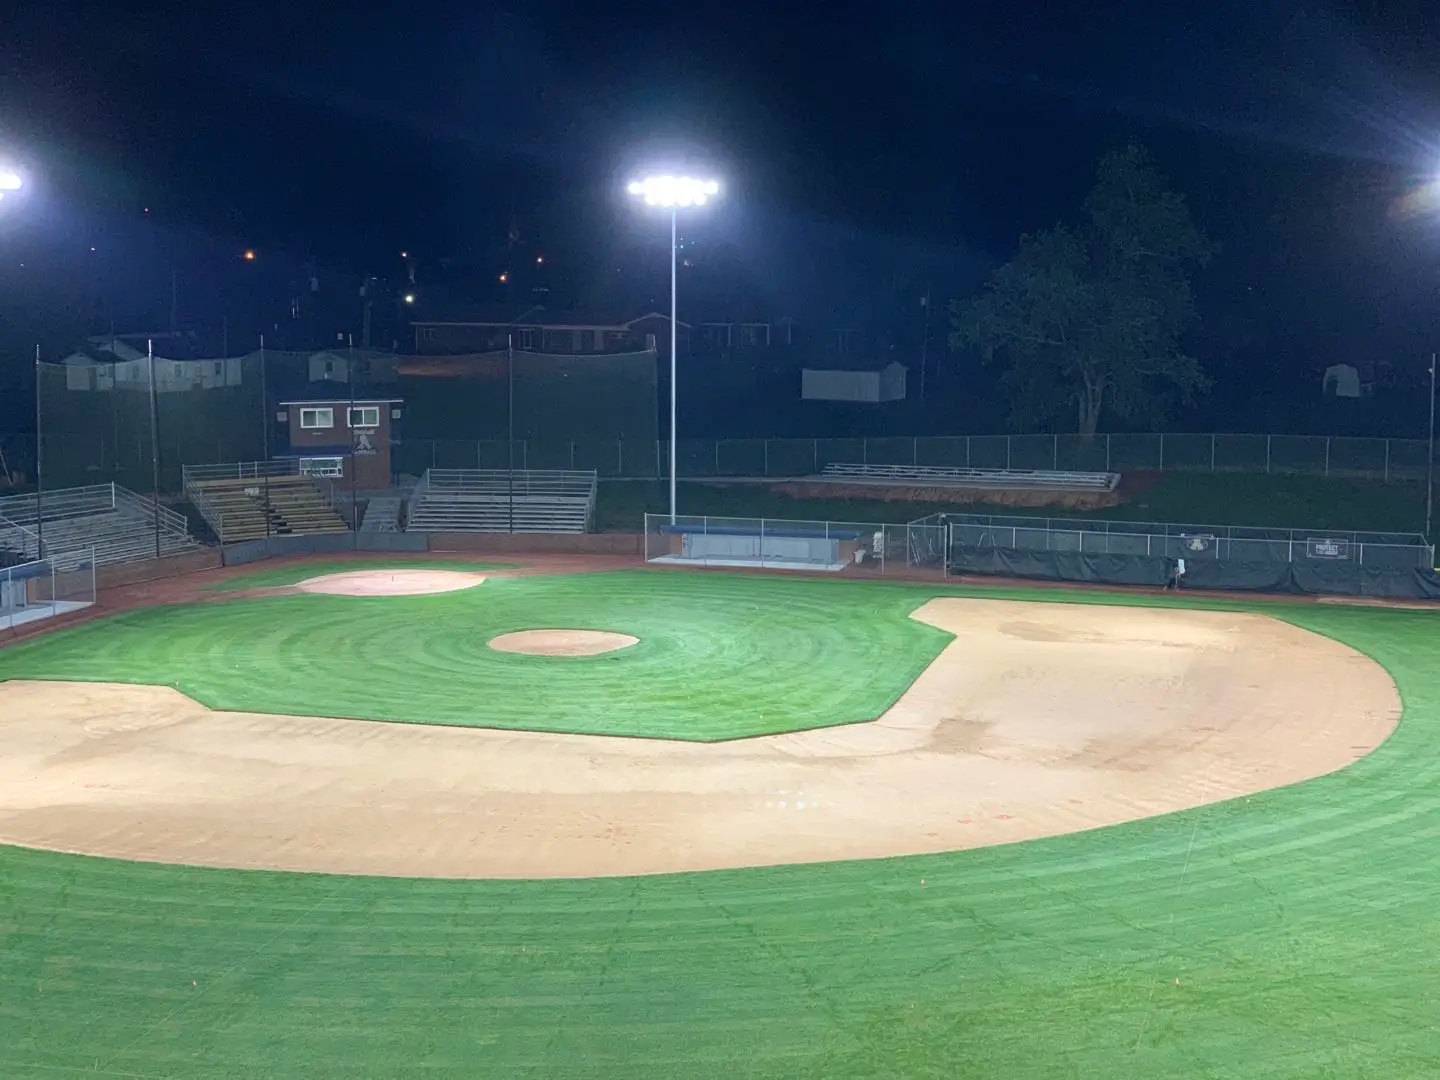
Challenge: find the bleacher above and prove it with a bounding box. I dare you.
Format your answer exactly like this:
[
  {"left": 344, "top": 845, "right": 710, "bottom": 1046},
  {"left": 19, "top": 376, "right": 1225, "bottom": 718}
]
[
  {"left": 184, "top": 466, "right": 350, "bottom": 543},
  {"left": 0, "top": 484, "right": 198, "bottom": 569},
  {"left": 359, "top": 495, "right": 402, "bottom": 533},
  {"left": 405, "top": 469, "right": 596, "bottom": 533},
  {"left": 816, "top": 463, "right": 1121, "bottom": 492}
]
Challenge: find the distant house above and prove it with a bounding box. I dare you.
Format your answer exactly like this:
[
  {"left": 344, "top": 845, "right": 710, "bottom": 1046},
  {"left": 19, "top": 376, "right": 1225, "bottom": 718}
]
[
  {"left": 1321, "top": 363, "right": 1363, "bottom": 398},
  {"left": 59, "top": 337, "right": 244, "bottom": 393},
  {"left": 306, "top": 349, "right": 399, "bottom": 385},
  {"left": 409, "top": 305, "right": 684, "bottom": 356},
  {"left": 801, "top": 362, "right": 908, "bottom": 403}
]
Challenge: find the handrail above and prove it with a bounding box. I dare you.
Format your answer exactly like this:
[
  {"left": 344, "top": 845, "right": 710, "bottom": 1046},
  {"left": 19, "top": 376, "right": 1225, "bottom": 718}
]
[{"left": 110, "top": 483, "right": 189, "bottom": 535}]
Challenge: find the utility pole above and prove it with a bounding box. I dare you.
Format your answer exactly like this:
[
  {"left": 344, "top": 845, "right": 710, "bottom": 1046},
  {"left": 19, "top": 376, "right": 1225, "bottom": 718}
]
[
  {"left": 147, "top": 339, "right": 161, "bottom": 558},
  {"left": 919, "top": 284, "right": 932, "bottom": 401}
]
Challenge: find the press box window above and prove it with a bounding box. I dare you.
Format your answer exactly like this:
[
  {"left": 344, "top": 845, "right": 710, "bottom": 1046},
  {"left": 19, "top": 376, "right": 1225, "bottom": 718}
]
[
  {"left": 299, "top": 407, "right": 334, "bottom": 429},
  {"left": 348, "top": 406, "right": 380, "bottom": 428},
  {"left": 299, "top": 457, "right": 344, "bottom": 478}
]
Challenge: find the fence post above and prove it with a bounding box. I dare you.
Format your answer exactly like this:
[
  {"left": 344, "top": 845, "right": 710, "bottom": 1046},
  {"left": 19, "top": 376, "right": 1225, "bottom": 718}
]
[
  {"left": 965, "top": 436, "right": 971, "bottom": 468},
  {"left": 1211, "top": 434, "right": 1216, "bottom": 471},
  {"left": 617, "top": 438, "right": 623, "bottom": 478},
  {"left": 1266, "top": 435, "right": 1272, "bottom": 474},
  {"left": 522, "top": 441, "right": 528, "bottom": 470},
  {"left": 812, "top": 438, "right": 818, "bottom": 475},
  {"left": 1105, "top": 434, "right": 1111, "bottom": 472},
  {"left": 715, "top": 441, "right": 720, "bottom": 475},
  {"left": 1005, "top": 436, "right": 1011, "bottom": 471},
  {"left": 1158, "top": 435, "right": 1165, "bottom": 471},
  {"left": 656, "top": 439, "right": 663, "bottom": 480},
  {"left": 862, "top": 439, "right": 868, "bottom": 466},
  {"left": 913, "top": 436, "right": 918, "bottom": 466},
  {"left": 764, "top": 440, "right": 770, "bottom": 477},
  {"left": 1324, "top": 438, "right": 1330, "bottom": 477},
  {"left": 1384, "top": 439, "right": 1390, "bottom": 483},
  {"left": 1053, "top": 434, "right": 1058, "bottom": 470},
  {"left": 570, "top": 441, "right": 576, "bottom": 470}
]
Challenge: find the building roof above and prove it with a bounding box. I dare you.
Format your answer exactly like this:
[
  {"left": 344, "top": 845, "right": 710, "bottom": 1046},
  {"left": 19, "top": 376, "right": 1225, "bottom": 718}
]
[
  {"left": 278, "top": 398, "right": 404, "bottom": 406},
  {"left": 411, "top": 305, "right": 698, "bottom": 330}
]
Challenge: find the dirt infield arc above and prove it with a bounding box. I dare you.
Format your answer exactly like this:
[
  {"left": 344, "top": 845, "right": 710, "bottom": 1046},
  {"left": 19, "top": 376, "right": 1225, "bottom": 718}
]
[{"left": 0, "top": 597, "right": 1399, "bottom": 878}]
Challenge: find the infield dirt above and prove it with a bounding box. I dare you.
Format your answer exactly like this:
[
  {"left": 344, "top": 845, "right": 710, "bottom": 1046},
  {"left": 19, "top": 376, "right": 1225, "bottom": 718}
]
[{"left": 0, "top": 597, "right": 1399, "bottom": 878}]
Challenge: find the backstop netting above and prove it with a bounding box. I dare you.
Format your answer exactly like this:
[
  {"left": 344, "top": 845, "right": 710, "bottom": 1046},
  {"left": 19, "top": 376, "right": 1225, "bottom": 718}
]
[
  {"left": 38, "top": 356, "right": 267, "bottom": 492},
  {"left": 39, "top": 347, "right": 657, "bottom": 490},
  {"left": 394, "top": 349, "right": 658, "bottom": 473}
]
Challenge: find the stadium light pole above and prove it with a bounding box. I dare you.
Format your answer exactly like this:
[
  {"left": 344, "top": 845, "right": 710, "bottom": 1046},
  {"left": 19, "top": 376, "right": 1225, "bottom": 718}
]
[{"left": 626, "top": 174, "right": 720, "bottom": 522}]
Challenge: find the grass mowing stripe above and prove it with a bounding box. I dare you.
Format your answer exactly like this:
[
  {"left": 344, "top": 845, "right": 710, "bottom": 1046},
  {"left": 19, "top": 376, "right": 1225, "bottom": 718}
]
[{"left": 0, "top": 571, "right": 953, "bottom": 740}]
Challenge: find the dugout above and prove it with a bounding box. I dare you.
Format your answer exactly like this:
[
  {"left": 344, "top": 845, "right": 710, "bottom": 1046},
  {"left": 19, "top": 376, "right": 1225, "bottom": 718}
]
[{"left": 649, "top": 520, "right": 868, "bottom": 571}]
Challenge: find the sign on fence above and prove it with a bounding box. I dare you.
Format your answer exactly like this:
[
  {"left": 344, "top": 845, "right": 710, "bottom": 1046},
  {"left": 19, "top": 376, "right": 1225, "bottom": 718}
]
[{"left": 1305, "top": 538, "right": 1351, "bottom": 560}]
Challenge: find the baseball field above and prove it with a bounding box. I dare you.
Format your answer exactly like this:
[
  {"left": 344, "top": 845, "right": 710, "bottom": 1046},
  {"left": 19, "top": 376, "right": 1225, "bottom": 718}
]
[{"left": 0, "top": 558, "right": 1436, "bottom": 1077}]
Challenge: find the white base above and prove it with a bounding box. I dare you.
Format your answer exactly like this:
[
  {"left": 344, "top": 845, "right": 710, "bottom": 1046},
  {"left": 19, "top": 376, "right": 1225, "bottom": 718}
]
[
  {"left": 649, "top": 555, "right": 849, "bottom": 573},
  {"left": 1, "top": 600, "right": 92, "bottom": 631}
]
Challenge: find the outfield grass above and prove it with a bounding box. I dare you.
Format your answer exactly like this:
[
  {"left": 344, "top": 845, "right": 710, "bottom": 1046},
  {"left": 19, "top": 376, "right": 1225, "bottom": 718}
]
[
  {"left": 0, "top": 582, "right": 1436, "bottom": 1078},
  {"left": 597, "top": 472, "right": 1430, "bottom": 534},
  {"left": 205, "top": 558, "right": 517, "bottom": 591},
  {"left": 0, "top": 571, "right": 952, "bottom": 740}
]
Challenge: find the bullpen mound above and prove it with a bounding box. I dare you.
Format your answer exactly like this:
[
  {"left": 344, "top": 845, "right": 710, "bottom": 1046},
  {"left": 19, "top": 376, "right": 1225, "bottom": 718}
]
[{"left": 297, "top": 570, "right": 487, "bottom": 596}]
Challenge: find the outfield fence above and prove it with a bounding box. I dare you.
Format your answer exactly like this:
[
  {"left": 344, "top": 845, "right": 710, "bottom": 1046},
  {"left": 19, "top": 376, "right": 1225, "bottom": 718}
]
[{"left": 935, "top": 512, "right": 1435, "bottom": 569}]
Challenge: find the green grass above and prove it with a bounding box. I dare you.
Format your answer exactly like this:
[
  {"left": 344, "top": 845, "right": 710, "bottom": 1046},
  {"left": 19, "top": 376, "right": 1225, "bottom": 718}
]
[
  {"left": 1, "top": 580, "right": 1438, "bottom": 1077},
  {"left": 205, "top": 558, "right": 517, "bottom": 591},
  {"left": 0, "top": 571, "right": 952, "bottom": 741},
  {"left": 598, "top": 473, "right": 1429, "bottom": 534}
]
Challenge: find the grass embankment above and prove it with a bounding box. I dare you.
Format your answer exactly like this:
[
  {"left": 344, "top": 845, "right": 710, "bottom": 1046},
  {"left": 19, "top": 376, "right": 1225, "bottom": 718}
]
[{"left": 596, "top": 473, "right": 1429, "bottom": 534}]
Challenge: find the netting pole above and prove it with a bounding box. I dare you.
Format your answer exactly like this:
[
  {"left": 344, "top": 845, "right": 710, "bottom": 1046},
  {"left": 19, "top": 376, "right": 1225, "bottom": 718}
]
[
  {"left": 1426, "top": 353, "right": 1436, "bottom": 543},
  {"left": 148, "top": 340, "right": 162, "bottom": 559},
  {"left": 348, "top": 336, "right": 358, "bottom": 548},
  {"left": 507, "top": 335, "right": 515, "bottom": 534},
  {"left": 260, "top": 334, "right": 270, "bottom": 538},
  {"left": 33, "top": 345, "right": 44, "bottom": 558}
]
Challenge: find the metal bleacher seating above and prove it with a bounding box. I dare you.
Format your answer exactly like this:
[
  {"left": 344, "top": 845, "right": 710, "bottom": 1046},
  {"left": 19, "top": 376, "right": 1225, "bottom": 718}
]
[
  {"left": 0, "top": 484, "right": 198, "bottom": 569},
  {"left": 405, "top": 469, "right": 596, "bottom": 533},
  {"left": 184, "top": 466, "right": 350, "bottom": 544},
  {"left": 359, "top": 495, "right": 402, "bottom": 533},
  {"left": 816, "top": 463, "right": 1121, "bottom": 492}
]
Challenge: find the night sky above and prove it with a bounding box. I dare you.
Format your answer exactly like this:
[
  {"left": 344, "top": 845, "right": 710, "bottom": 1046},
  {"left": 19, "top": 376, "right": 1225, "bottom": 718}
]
[{"left": 4, "top": 0, "right": 1440, "bottom": 428}]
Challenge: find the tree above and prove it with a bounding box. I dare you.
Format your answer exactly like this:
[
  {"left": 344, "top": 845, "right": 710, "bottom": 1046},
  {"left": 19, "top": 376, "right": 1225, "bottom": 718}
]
[{"left": 951, "top": 144, "right": 1215, "bottom": 435}]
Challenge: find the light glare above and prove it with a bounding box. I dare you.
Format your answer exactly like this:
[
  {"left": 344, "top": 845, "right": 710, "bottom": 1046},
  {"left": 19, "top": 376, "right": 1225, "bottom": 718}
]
[
  {"left": 0, "top": 169, "right": 21, "bottom": 191},
  {"left": 627, "top": 175, "right": 721, "bottom": 209}
]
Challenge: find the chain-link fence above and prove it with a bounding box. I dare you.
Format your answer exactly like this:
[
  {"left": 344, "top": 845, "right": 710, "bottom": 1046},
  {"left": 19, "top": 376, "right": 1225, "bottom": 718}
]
[
  {"left": 942, "top": 512, "right": 1434, "bottom": 568},
  {"left": 390, "top": 433, "right": 1437, "bottom": 481},
  {"left": 3, "top": 427, "right": 1435, "bottom": 490}
]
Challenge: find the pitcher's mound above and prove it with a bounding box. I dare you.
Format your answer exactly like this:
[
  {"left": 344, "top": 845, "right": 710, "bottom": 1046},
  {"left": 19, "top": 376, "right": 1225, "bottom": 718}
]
[
  {"left": 488, "top": 629, "right": 638, "bottom": 656},
  {"left": 298, "top": 569, "right": 487, "bottom": 596}
]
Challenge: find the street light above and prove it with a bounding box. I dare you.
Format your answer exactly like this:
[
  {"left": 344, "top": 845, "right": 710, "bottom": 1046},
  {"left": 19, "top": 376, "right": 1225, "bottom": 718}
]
[{"left": 626, "top": 174, "right": 720, "bottom": 522}]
